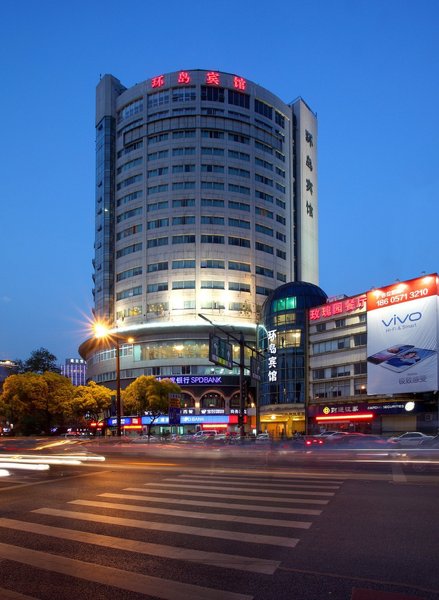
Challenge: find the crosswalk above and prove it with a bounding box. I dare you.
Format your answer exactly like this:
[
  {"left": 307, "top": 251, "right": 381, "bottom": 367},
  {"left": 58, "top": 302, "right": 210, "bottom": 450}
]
[{"left": 0, "top": 471, "right": 345, "bottom": 599}]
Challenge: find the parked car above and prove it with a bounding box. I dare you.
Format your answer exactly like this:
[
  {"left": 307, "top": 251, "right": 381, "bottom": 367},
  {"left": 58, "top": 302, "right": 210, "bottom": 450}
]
[
  {"left": 418, "top": 435, "right": 439, "bottom": 449},
  {"left": 325, "top": 433, "right": 390, "bottom": 448},
  {"left": 388, "top": 432, "right": 435, "bottom": 448}
]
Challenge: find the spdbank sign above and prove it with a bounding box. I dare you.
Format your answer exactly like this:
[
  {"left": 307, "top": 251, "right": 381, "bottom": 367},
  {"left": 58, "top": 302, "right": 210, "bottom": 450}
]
[{"left": 366, "top": 274, "right": 439, "bottom": 395}]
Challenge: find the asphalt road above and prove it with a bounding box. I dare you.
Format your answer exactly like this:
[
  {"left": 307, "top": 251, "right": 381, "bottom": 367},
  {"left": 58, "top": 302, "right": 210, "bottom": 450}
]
[{"left": 0, "top": 439, "right": 438, "bottom": 600}]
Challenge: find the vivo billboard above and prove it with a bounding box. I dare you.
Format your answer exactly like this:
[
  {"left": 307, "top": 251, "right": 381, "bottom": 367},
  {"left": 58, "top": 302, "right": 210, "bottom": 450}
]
[{"left": 367, "top": 274, "right": 439, "bottom": 395}]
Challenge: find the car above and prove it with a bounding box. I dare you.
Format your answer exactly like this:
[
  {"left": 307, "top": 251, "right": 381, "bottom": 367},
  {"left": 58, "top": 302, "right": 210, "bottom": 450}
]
[
  {"left": 388, "top": 432, "right": 435, "bottom": 447},
  {"left": 325, "top": 433, "right": 390, "bottom": 448},
  {"left": 192, "top": 430, "right": 218, "bottom": 442},
  {"left": 255, "top": 432, "right": 270, "bottom": 443},
  {"left": 418, "top": 435, "right": 439, "bottom": 449}
]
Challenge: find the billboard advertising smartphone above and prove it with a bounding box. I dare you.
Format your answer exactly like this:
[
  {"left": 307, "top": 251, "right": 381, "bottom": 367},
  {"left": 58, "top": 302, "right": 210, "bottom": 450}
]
[{"left": 367, "top": 274, "right": 439, "bottom": 395}]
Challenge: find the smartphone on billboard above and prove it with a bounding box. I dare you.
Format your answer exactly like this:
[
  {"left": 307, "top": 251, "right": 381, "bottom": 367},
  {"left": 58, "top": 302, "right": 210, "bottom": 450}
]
[
  {"left": 367, "top": 345, "right": 415, "bottom": 365},
  {"left": 380, "top": 348, "right": 436, "bottom": 372}
]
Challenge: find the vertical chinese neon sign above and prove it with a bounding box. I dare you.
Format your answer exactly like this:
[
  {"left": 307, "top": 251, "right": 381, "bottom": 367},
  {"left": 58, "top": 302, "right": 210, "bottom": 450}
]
[{"left": 267, "top": 330, "right": 277, "bottom": 382}]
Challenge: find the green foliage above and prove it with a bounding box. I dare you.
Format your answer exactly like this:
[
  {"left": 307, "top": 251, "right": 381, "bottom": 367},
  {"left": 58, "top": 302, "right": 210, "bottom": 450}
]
[
  {"left": 123, "top": 376, "right": 181, "bottom": 432},
  {"left": 18, "top": 347, "right": 60, "bottom": 374},
  {"left": 0, "top": 372, "right": 73, "bottom": 434},
  {"left": 71, "top": 381, "right": 113, "bottom": 423}
]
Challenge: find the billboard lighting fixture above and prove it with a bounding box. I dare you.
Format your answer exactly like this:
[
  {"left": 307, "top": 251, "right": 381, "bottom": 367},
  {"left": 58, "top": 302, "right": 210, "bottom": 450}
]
[{"left": 316, "top": 413, "right": 373, "bottom": 422}]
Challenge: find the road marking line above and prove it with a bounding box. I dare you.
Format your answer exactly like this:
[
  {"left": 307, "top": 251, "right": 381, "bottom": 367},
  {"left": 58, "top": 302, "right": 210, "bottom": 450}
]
[
  {"left": 143, "top": 482, "right": 335, "bottom": 496},
  {"left": 33, "top": 508, "right": 299, "bottom": 547},
  {"left": 103, "top": 492, "right": 322, "bottom": 515},
  {"left": 68, "top": 499, "right": 312, "bottom": 529},
  {"left": 0, "top": 518, "right": 279, "bottom": 574},
  {"left": 0, "top": 541, "right": 252, "bottom": 600},
  {"left": 128, "top": 486, "right": 329, "bottom": 505},
  {"left": 391, "top": 463, "right": 407, "bottom": 483},
  {"left": 175, "top": 475, "right": 342, "bottom": 489}
]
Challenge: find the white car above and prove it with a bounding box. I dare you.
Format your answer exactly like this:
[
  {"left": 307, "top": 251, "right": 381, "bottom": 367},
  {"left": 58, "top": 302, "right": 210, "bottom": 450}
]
[{"left": 388, "top": 432, "right": 434, "bottom": 447}]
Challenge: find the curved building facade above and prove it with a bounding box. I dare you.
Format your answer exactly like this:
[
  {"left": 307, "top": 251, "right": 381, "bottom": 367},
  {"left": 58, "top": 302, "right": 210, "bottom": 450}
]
[
  {"left": 80, "top": 69, "right": 319, "bottom": 433},
  {"left": 258, "top": 281, "right": 327, "bottom": 436}
]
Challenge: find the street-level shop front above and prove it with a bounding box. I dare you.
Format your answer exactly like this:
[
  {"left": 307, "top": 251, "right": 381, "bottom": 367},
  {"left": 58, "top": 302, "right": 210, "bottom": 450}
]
[
  {"left": 104, "top": 413, "right": 248, "bottom": 436},
  {"left": 307, "top": 398, "right": 438, "bottom": 435}
]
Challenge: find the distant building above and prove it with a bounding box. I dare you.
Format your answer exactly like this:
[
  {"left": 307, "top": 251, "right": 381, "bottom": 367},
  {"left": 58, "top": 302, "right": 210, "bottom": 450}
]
[
  {"left": 0, "top": 360, "right": 18, "bottom": 392},
  {"left": 61, "top": 358, "right": 87, "bottom": 386}
]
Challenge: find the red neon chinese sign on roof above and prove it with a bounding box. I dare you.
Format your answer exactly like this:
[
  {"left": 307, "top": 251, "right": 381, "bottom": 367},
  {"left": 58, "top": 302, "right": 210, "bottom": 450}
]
[
  {"left": 206, "top": 71, "right": 221, "bottom": 85},
  {"left": 151, "top": 75, "right": 165, "bottom": 88},
  {"left": 309, "top": 294, "right": 366, "bottom": 322},
  {"left": 233, "top": 76, "right": 246, "bottom": 90},
  {"left": 178, "top": 71, "right": 191, "bottom": 84}
]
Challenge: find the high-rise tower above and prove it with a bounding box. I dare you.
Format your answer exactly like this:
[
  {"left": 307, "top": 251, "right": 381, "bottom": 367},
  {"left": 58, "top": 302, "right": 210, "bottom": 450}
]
[{"left": 80, "top": 69, "right": 318, "bottom": 428}]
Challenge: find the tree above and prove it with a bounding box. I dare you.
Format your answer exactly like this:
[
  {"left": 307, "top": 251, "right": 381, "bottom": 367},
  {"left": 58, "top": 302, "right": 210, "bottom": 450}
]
[
  {"left": 0, "top": 372, "right": 74, "bottom": 434},
  {"left": 123, "top": 375, "right": 181, "bottom": 437},
  {"left": 0, "top": 373, "right": 48, "bottom": 434},
  {"left": 35, "top": 372, "right": 74, "bottom": 434},
  {"left": 20, "top": 347, "right": 60, "bottom": 374},
  {"left": 70, "top": 381, "right": 113, "bottom": 430}
]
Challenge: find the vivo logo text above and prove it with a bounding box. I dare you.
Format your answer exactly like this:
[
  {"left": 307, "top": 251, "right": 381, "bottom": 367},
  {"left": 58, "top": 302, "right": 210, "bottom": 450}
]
[{"left": 381, "top": 312, "right": 422, "bottom": 327}]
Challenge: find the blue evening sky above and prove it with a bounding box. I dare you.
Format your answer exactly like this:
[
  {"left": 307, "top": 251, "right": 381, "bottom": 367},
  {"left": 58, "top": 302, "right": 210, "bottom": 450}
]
[{"left": 0, "top": 0, "right": 438, "bottom": 363}]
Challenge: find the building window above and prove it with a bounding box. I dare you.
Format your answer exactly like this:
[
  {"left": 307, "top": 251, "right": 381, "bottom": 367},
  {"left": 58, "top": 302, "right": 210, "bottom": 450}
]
[
  {"left": 228, "top": 90, "right": 250, "bottom": 108},
  {"left": 172, "top": 198, "right": 195, "bottom": 207},
  {"left": 228, "top": 133, "right": 250, "bottom": 144},
  {"left": 201, "top": 235, "right": 224, "bottom": 244},
  {"left": 201, "top": 147, "right": 224, "bottom": 156},
  {"left": 147, "top": 200, "right": 168, "bottom": 211},
  {"left": 201, "top": 215, "right": 225, "bottom": 225},
  {"left": 201, "top": 259, "right": 225, "bottom": 269},
  {"left": 201, "top": 86, "right": 225, "bottom": 102},
  {"left": 228, "top": 184, "right": 250, "bottom": 195},
  {"left": 116, "top": 286, "right": 142, "bottom": 300},
  {"left": 116, "top": 267, "right": 142, "bottom": 282},
  {"left": 202, "top": 164, "right": 224, "bottom": 173},
  {"left": 147, "top": 218, "right": 169, "bottom": 230},
  {"left": 172, "top": 280, "right": 196, "bottom": 289},
  {"left": 256, "top": 242, "right": 273, "bottom": 254},
  {"left": 201, "top": 198, "right": 224, "bottom": 208},
  {"left": 229, "top": 218, "right": 250, "bottom": 229},
  {"left": 117, "top": 207, "right": 142, "bottom": 223},
  {"left": 147, "top": 261, "right": 168, "bottom": 273},
  {"left": 353, "top": 333, "right": 367, "bottom": 347},
  {"left": 172, "top": 216, "right": 195, "bottom": 225},
  {"left": 201, "top": 280, "right": 225, "bottom": 289},
  {"left": 228, "top": 237, "right": 250, "bottom": 248},
  {"left": 229, "top": 282, "right": 250, "bottom": 292},
  {"left": 116, "top": 243, "right": 142, "bottom": 258},
  {"left": 229, "top": 261, "right": 250, "bottom": 272},
  {"left": 229, "top": 149, "right": 250, "bottom": 161},
  {"left": 201, "top": 181, "right": 224, "bottom": 190},
  {"left": 256, "top": 206, "right": 273, "bottom": 219},
  {"left": 172, "top": 259, "right": 195, "bottom": 269},
  {"left": 201, "top": 130, "right": 224, "bottom": 139},
  {"left": 147, "top": 282, "right": 168, "bottom": 292},
  {"left": 229, "top": 200, "right": 250, "bottom": 212},
  {"left": 146, "top": 237, "right": 168, "bottom": 248},
  {"left": 255, "top": 265, "right": 274, "bottom": 278},
  {"left": 172, "top": 234, "right": 196, "bottom": 244}
]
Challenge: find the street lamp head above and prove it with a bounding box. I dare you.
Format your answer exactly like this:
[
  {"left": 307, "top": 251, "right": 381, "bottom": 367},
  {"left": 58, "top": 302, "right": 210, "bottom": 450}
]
[{"left": 93, "top": 322, "right": 110, "bottom": 339}]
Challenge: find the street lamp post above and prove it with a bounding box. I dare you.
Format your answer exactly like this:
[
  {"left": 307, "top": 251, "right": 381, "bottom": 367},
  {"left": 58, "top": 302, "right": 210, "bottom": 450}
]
[
  {"left": 93, "top": 323, "right": 132, "bottom": 438},
  {"left": 198, "top": 313, "right": 260, "bottom": 437},
  {"left": 114, "top": 336, "right": 122, "bottom": 437}
]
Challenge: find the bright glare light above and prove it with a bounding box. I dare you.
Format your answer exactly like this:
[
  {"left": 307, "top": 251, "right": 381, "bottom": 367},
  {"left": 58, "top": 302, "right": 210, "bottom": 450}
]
[
  {"left": 0, "top": 462, "right": 50, "bottom": 471},
  {"left": 0, "top": 469, "right": 10, "bottom": 477},
  {"left": 94, "top": 322, "right": 110, "bottom": 338}
]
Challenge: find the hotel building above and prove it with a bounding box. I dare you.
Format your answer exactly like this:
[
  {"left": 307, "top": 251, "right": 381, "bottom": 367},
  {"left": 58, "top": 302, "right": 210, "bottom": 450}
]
[{"left": 79, "top": 69, "right": 319, "bottom": 432}]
